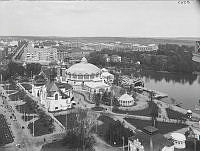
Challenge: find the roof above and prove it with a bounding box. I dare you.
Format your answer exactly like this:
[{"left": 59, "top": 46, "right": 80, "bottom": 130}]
[
  {"left": 85, "top": 81, "right": 110, "bottom": 89},
  {"left": 45, "top": 80, "right": 59, "bottom": 92},
  {"left": 119, "top": 93, "right": 134, "bottom": 102},
  {"left": 129, "top": 131, "right": 174, "bottom": 151},
  {"left": 55, "top": 82, "right": 72, "bottom": 90},
  {"left": 101, "top": 68, "right": 108, "bottom": 72},
  {"left": 102, "top": 72, "right": 114, "bottom": 77},
  {"left": 143, "top": 126, "right": 158, "bottom": 135},
  {"left": 170, "top": 133, "right": 186, "bottom": 141},
  {"left": 66, "top": 57, "right": 100, "bottom": 75}
]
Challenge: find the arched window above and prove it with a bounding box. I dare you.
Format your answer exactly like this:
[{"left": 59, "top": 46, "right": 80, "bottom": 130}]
[{"left": 55, "top": 94, "right": 58, "bottom": 100}]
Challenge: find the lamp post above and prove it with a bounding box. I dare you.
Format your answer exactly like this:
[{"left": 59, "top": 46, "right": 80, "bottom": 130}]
[{"left": 122, "top": 136, "right": 125, "bottom": 151}]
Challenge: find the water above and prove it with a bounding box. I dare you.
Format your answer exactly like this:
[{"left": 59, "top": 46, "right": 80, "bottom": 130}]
[
  {"left": 122, "top": 70, "right": 200, "bottom": 113},
  {"left": 141, "top": 71, "right": 200, "bottom": 112}
]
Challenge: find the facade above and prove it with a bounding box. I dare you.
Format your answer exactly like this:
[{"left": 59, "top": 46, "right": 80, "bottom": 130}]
[
  {"left": 132, "top": 44, "right": 158, "bottom": 52},
  {"left": 110, "top": 55, "right": 122, "bottom": 62},
  {"left": 57, "top": 49, "right": 68, "bottom": 61},
  {"left": 64, "top": 57, "right": 113, "bottom": 93},
  {"left": 101, "top": 68, "right": 114, "bottom": 84},
  {"left": 170, "top": 133, "right": 186, "bottom": 149},
  {"left": 32, "top": 74, "right": 73, "bottom": 112},
  {"left": 83, "top": 78, "right": 111, "bottom": 94},
  {"left": 65, "top": 57, "right": 101, "bottom": 87},
  {"left": 118, "top": 93, "right": 135, "bottom": 106},
  {"left": 23, "top": 43, "right": 58, "bottom": 64},
  {"left": 186, "top": 124, "right": 200, "bottom": 141}
]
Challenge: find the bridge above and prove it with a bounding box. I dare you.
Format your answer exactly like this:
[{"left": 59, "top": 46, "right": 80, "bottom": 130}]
[{"left": 192, "top": 41, "right": 200, "bottom": 63}]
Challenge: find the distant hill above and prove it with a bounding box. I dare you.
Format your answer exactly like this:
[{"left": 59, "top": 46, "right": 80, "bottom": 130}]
[{"left": 0, "top": 36, "right": 199, "bottom": 46}]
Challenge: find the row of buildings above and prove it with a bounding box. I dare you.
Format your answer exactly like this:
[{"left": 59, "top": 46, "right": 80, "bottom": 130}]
[{"left": 22, "top": 43, "right": 58, "bottom": 64}]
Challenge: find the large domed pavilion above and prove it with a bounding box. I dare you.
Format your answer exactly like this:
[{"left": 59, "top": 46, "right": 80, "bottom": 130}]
[{"left": 65, "top": 57, "right": 101, "bottom": 86}]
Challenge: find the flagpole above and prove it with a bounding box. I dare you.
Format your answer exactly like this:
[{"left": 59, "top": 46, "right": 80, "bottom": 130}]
[{"left": 33, "top": 115, "right": 34, "bottom": 137}]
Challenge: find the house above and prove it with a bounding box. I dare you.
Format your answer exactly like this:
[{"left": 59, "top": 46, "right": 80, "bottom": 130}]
[
  {"left": 128, "top": 126, "right": 174, "bottom": 151},
  {"left": 110, "top": 55, "right": 122, "bottom": 62},
  {"left": 32, "top": 74, "right": 74, "bottom": 112}
]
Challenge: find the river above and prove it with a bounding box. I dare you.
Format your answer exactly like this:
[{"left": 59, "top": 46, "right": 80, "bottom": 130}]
[{"left": 122, "top": 70, "right": 200, "bottom": 113}]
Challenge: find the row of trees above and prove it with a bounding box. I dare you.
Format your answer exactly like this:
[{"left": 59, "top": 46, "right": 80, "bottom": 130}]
[
  {"left": 87, "top": 44, "right": 200, "bottom": 73},
  {"left": 141, "top": 44, "right": 200, "bottom": 73}
]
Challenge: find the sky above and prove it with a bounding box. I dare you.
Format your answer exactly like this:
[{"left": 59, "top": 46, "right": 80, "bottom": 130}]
[{"left": 0, "top": 1, "right": 200, "bottom": 37}]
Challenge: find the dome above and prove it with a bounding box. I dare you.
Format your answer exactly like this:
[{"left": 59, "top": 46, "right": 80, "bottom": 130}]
[
  {"left": 66, "top": 57, "right": 101, "bottom": 75},
  {"left": 119, "top": 93, "right": 134, "bottom": 102}
]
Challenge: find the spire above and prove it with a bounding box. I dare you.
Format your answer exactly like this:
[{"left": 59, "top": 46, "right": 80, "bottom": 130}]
[{"left": 81, "top": 57, "right": 87, "bottom": 63}]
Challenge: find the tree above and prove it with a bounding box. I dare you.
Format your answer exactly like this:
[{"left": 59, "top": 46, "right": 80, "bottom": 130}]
[
  {"left": 93, "top": 93, "right": 101, "bottom": 107},
  {"left": 26, "top": 63, "right": 41, "bottom": 77},
  {"left": 149, "top": 101, "right": 159, "bottom": 127}
]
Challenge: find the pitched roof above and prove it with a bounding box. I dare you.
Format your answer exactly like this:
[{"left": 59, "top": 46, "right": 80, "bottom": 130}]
[
  {"left": 45, "top": 80, "right": 59, "bottom": 92},
  {"left": 129, "top": 130, "right": 173, "bottom": 151}
]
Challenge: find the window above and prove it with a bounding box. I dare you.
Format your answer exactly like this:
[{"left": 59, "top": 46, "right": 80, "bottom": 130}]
[{"left": 55, "top": 94, "right": 58, "bottom": 100}]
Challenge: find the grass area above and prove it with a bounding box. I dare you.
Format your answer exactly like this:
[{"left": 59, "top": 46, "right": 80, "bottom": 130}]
[
  {"left": 5, "top": 90, "right": 17, "bottom": 94},
  {"left": 91, "top": 106, "right": 105, "bottom": 111},
  {"left": 16, "top": 101, "right": 37, "bottom": 114},
  {"left": 112, "top": 105, "right": 151, "bottom": 117},
  {"left": 41, "top": 140, "right": 85, "bottom": 151},
  {"left": 21, "top": 83, "right": 32, "bottom": 90},
  {"left": 22, "top": 115, "right": 34, "bottom": 122},
  {"left": 3, "top": 84, "right": 18, "bottom": 90},
  {"left": 55, "top": 114, "right": 79, "bottom": 130},
  {"left": 166, "top": 108, "right": 187, "bottom": 120},
  {"left": 28, "top": 117, "right": 54, "bottom": 137},
  {"left": 9, "top": 89, "right": 26, "bottom": 101},
  {"left": 125, "top": 118, "right": 188, "bottom": 134},
  {"left": 0, "top": 114, "right": 14, "bottom": 146},
  {"left": 93, "top": 115, "right": 134, "bottom": 147}
]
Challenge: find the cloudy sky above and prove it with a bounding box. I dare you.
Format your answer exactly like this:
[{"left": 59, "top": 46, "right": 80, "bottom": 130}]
[{"left": 0, "top": 1, "right": 199, "bottom": 37}]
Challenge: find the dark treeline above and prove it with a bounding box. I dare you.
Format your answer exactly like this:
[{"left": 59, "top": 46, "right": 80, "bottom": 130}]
[
  {"left": 87, "top": 44, "right": 200, "bottom": 74},
  {"left": 121, "top": 69, "right": 198, "bottom": 85},
  {"left": 0, "top": 61, "right": 41, "bottom": 81}
]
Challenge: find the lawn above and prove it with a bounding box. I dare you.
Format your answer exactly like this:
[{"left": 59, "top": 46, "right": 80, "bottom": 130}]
[
  {"left": 3, "top": 84, "right": 18, "bottom": 90},
  {"left": 55, "top": 114, "right": 80, "bottom": 130},
  {"left": 16, "top": 101, "right": 37, "bottom": 114},
  {"left": 22, "top": 115, "right": 34, "bottom": 122},
  {"left": 125, "top": 118, "right": 188, "bottom": 134},
  {"left": 91, "top": 106, "right": 105, "bottom": 111},
  {"left": 28, "top": 117, "right": 54, "bottom": 137},
  {"left": 166, "top": 108, "right": 187, "bottom": 120},
  {"left": 93, "top": 115, "right": 134, "bottom": 147},
  {"left": 21, "top": 83, "right": 32, "bottom": 90},
  {"left": 5, "top": 90, "right": 17, "bottom": 94},
  {"left": 16, "top": 95, "right": 38, "bottom": 114},
  {"left": 0, "top": 114, "right": 14, "bottom": 146},
  {"left": 9, "top": 89, "right": 26, "bottom": 101},
  {"left": 112, "top": 106, "right": 152, "bottom": 117}
]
